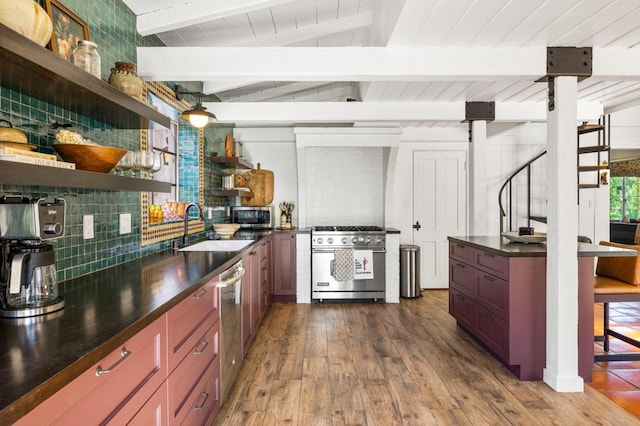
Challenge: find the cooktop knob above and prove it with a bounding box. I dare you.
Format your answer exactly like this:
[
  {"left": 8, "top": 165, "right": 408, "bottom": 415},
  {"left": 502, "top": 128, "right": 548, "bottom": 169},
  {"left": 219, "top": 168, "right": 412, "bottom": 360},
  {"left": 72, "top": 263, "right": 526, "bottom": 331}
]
[
  {"left": 375, "top": 237, "right": 383, "bottom": 245},
  {"left": 358, "top": 236, "right": 365, "bottom": 243},
  {"left": 341, "top": 237, "right": 347, "bottom": 244},
  {"left": 352, "top": 237, "right": 358, "bottom": 244},
  {"left": 366, "top": 237, "right": 371, "bottom": 244},
  {"left": 327, "top": 237, "right": 333, "bottom": 244},
  {"left": 317, "top": 237, "right": 323, "bottom": 244}
]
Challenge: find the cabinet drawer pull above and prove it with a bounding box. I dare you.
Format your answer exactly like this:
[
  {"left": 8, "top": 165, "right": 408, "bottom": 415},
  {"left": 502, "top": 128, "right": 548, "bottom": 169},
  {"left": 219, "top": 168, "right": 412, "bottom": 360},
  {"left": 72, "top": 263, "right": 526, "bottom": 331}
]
[
  {"left": 192, "top": 288, "right": 208, "bottom": 299},
  {"left": 193, "top": 340, "right": 209, "bottom": 355},
  {"left": 95, "top": 347, "right": 131, "bottom": 376},
  {"left": 193, "top": 391, "right": 210, "bottom": 411},
  {"left": 455, "top": 244, "right": 466, "bottom": 249},
  {"left": 484, "top": 312, "right": 495, "bottom": 320},
  {"left": 483, "top": 252, "right": 495, "bottom": 258},
  {"left": 456, "top": 263, "right": 466, "bottom": 269},
  {"left": 483, "top": 275, "right": 495, "bottom": 282},
  {"left": 456, "top": 294, "right": 465, "bottom": 300}
]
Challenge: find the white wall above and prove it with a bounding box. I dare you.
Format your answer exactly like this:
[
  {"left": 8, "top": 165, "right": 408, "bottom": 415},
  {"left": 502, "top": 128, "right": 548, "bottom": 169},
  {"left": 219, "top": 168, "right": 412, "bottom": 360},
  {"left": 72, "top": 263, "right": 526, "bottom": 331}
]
[{"left": 235, "top": 121, "right": 612, "bottom": 242}]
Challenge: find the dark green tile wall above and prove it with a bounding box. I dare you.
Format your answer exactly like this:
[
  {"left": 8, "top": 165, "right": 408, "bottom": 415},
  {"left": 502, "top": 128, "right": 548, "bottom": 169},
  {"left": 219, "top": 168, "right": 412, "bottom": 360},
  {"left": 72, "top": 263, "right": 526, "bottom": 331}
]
[{"left": 0, "top": 0, "right": 233, "bottom": 282}]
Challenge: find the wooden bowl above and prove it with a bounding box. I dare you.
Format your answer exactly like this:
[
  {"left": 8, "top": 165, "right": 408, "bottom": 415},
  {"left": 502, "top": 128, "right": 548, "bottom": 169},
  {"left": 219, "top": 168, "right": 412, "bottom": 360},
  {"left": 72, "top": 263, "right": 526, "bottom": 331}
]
[{"left": 53, "top": 143, "right": 127, "bottom": 173}]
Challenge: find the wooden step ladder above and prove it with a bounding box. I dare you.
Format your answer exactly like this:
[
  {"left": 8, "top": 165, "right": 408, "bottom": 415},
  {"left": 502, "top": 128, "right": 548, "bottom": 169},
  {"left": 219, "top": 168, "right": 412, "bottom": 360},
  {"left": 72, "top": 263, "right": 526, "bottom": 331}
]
[{"left": 577, "top": 116, "right": 610, "bottom": 192}]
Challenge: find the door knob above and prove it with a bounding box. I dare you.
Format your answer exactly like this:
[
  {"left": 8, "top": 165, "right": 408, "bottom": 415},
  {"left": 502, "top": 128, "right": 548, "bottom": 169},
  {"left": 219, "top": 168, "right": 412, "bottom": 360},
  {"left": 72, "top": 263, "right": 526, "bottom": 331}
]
[{"left": 412, "top": 221, "right": 421, "bottom": 231}]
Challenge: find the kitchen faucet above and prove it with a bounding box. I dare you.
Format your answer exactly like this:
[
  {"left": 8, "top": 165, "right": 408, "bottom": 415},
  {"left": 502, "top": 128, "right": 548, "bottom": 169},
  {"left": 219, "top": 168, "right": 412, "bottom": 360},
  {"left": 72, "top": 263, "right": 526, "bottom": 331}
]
[{"left": 180, "top": 203, "right": 204, "bottom": 248}]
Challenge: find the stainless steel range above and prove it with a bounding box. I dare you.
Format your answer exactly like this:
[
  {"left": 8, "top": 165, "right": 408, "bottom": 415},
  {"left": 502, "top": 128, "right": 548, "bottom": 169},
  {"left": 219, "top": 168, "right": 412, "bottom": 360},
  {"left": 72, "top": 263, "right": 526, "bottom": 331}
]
[{"left": 311, "top": 226, "right": 386, "bottom": 301}]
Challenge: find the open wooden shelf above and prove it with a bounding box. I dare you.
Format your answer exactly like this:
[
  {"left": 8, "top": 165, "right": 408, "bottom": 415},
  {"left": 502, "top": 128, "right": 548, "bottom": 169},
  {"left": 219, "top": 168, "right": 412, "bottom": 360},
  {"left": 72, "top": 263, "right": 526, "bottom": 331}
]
[
  {"left": 210, "top": 156, "right": 254, "bottom": 169},
  {"left": 0, "top": 160, "right": 171, "bottom": 192},
  {"left": 208, "top": 189, "right": 254, "bottom": 197},
  {"left": 0, "top": 24, "right": 171, "bottom": 129}
]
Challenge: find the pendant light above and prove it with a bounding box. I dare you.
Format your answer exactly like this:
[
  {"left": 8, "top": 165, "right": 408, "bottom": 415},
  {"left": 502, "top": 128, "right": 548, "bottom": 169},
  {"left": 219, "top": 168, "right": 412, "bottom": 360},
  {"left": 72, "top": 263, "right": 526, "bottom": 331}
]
[{"left": 174, "top": 85, "right": 217, "bottom": 128}]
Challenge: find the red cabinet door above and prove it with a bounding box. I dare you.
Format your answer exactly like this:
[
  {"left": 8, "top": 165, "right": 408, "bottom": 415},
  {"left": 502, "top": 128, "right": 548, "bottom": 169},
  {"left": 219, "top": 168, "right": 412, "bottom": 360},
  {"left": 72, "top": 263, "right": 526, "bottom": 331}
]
[{"left": 274, "top": 233, "right": 296, "bottom": 296}]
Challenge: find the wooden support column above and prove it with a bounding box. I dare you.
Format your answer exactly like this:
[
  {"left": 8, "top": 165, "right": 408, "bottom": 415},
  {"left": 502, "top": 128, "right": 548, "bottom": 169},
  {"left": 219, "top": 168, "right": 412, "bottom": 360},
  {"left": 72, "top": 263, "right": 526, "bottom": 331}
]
[
  {"left": 543, "top": 76, "right": 583, "bottom": 392},
  {"left": 468, "top": 120, "right": 489, "bottom": 235}
]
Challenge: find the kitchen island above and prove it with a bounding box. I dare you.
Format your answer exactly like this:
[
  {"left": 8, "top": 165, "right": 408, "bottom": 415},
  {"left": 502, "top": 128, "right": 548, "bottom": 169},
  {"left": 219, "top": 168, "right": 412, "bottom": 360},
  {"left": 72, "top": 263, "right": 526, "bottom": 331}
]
[
  {"left": 448, "top": 236, "right": 636, "bottom": 382},
  {"left": 0, "top": 233, "right": 271, "bottom": 425}
]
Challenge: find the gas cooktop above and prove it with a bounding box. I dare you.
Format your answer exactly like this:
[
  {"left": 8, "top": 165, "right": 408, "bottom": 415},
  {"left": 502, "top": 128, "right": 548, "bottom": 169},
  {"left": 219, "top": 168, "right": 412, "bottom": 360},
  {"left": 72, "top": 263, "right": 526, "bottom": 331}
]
[{"left": 312, "top": 225, "right": 384, "bottom": 232}]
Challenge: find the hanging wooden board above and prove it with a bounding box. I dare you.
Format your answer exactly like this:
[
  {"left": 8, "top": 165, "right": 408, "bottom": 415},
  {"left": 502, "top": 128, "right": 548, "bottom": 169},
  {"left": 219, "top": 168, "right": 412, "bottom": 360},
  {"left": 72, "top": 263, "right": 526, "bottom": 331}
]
[{"left": 234, "top": 163, "right": 274, "bottom": 206}]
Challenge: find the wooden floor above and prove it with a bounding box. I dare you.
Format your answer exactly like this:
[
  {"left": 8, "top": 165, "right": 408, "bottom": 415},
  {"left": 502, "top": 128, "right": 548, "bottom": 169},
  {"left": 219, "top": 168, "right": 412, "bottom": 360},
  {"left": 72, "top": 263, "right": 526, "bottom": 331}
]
[{"left": 214, "top": 290, "right": 638, "bottom": 425}]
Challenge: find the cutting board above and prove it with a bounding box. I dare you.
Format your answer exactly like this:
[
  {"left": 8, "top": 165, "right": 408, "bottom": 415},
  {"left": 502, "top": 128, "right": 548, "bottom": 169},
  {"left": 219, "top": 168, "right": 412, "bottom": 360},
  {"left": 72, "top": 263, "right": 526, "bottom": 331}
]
[{"left": 235, "top": 163, "right": 274, "bottom": 206}]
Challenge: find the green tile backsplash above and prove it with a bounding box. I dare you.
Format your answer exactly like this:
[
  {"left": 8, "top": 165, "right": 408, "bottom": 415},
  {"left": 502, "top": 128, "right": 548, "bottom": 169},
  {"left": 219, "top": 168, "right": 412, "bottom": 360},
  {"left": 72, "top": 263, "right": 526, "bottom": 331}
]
[{"left": 0, "top": 0, "right": 233, "bottom": 282}]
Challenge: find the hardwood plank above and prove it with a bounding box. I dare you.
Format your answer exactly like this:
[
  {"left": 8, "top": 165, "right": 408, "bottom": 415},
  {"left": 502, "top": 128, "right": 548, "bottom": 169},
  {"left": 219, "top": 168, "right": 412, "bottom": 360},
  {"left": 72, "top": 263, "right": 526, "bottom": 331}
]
[
  {"left": 262, "top": 379, "right": 301, "bottom": 425},
  {"left": 387, "top": 377, "right": 437, "bottom": 425},
  {"left": 328, "top": 361, "right": 365, "bottom": 411},
  {"left": 359, "top": 379, "right": 402, "bottom": 425},
  {"left": 298, "top": 379, "right": 332, "bottom": 426},
  {"left": 213, "top": 290, "right": 640, "bottom": 425},
  {"left": 331, "top": 409, "right": 368, "bottom": 426}
]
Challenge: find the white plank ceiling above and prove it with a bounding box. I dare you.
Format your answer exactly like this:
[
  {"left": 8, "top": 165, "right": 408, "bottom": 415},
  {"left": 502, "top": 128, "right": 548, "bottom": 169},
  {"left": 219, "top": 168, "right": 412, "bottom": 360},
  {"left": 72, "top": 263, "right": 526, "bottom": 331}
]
[{"left": 124, "top": 0, "right": 640, "bottom": 127}]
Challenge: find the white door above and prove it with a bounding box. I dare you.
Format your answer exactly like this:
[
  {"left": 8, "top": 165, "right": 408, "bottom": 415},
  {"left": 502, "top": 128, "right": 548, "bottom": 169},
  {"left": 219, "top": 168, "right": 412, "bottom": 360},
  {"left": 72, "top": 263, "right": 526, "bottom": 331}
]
[{"left": 413, "top": 150, "right": 467, "bottom": 289}]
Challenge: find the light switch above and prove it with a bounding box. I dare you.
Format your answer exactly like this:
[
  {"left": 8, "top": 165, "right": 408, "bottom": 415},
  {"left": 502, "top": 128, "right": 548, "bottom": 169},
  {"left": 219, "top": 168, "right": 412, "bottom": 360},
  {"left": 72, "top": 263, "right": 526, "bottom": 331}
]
[
  {"left": 83, "top": 215, "right": 94, "bottom": 239},
  {"left": 119, "top": 213, "right": 132, "bottom": 234}
]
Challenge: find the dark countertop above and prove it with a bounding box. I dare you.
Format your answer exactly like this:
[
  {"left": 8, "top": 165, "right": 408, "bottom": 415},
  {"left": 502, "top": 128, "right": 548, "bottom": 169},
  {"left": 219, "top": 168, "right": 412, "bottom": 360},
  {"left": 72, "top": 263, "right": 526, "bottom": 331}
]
[
  {"left": 448, "top": 236, "right": 637, "bottom": 258},
  {"left": 0, "top": 234, "right": 267, "bottom": 424}
]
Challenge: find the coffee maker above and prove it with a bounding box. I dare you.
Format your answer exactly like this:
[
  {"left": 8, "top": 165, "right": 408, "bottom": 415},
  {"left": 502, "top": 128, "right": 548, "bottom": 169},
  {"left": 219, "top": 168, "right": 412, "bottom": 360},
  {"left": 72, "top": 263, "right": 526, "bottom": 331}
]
[{"left": 0, "top": 196, "right": 66, "bottom": 318}]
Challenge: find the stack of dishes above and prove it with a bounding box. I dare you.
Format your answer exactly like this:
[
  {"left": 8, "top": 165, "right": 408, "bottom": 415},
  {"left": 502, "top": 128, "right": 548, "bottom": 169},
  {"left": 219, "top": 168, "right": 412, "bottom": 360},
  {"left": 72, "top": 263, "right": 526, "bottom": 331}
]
[{"left": 213, "top": 224, "right": 241, "bottom": 239}]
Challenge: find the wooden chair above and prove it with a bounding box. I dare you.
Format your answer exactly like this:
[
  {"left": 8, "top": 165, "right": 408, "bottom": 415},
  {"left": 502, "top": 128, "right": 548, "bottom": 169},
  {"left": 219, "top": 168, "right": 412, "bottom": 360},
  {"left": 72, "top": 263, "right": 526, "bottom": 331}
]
[{"left": 594, "top": 241, "right": 640, "bottom": 362}]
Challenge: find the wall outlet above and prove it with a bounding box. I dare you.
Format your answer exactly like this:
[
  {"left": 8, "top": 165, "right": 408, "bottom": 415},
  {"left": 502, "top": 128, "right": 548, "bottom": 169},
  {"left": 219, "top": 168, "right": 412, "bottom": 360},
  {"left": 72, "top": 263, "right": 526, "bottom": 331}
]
[
  {"left": 83, "top": 215, "right": 94, "bottom": 239},
  {"left": 119, "top": 213, "right": 132, "bottom": 235}
]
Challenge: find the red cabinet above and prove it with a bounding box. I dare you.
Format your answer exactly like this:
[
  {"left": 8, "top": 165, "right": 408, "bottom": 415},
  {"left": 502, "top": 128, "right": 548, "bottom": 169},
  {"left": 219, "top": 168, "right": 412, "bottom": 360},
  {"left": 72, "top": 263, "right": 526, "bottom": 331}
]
[
  {"left": 17, "top": 316, "right": 166, "bottom": 425},
  {"left": 259, "top": 238, "right": 273, "bottom": 318},
  {"left": 242, "top": 238, "right": 275, "bottom": 357},
  {"left": 448, "top": 241, "right": 546, "bottom": 381},
  {"left": 19, "top": 278, "right": 223, "bottom": 425},
  {"left": 273, "top": 232, "right": 296, "bottom": 301},
  {"left": 167, "top": 279, "right": 221, "bottom": 424}
]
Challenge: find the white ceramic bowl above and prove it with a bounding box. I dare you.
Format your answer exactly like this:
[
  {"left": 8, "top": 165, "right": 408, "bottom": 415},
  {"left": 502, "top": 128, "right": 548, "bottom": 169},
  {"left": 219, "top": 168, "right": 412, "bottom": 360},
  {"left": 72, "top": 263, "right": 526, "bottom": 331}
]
[{"left": 213, "top": 223, "right": 240, "bottom": 239}]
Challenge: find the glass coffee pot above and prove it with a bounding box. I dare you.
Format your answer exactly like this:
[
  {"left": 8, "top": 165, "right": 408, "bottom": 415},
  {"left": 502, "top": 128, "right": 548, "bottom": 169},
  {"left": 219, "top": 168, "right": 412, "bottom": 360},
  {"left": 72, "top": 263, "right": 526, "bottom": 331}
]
[{"left": 3, "top": 243, "right": 61, "bottom": 313}]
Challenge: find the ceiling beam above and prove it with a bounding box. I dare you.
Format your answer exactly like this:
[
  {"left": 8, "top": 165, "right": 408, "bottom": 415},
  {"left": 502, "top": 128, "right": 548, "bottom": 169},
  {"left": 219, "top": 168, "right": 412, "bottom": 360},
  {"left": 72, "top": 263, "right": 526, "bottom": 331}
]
[
  {"left": 134, "top": 0, "right": 294, "bottom": 36},
  {"left": 138, "top": 46, "right": 548, "bottom": 81},
  {"left": 201, "top": 101, "right": 602, "bottom": 124}
]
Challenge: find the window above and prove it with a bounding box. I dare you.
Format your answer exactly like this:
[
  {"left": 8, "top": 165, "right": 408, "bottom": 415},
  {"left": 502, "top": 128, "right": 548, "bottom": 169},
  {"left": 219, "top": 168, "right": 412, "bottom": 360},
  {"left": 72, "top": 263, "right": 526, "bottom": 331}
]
[{"left": 610, "top": 177, "right": 640, "bottom": 220}]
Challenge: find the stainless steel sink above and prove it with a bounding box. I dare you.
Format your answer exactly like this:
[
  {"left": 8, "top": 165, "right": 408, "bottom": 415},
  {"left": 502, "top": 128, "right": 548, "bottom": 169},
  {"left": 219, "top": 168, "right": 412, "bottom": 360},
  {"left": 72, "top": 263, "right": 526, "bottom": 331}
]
[{"left": 178, "top": 239, "right": 254, "bottom": 252}]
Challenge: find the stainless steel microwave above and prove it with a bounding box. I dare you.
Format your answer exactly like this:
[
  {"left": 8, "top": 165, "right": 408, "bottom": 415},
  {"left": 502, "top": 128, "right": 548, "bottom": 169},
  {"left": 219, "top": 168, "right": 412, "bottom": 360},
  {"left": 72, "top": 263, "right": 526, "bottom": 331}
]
[{"left": 230, "top": 206, "right": 273, "bottom": 229}]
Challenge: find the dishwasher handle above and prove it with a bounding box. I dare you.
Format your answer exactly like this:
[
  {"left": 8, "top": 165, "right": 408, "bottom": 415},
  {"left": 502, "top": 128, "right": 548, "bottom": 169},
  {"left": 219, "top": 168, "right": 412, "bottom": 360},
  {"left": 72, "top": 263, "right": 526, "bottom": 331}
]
[{"left": 214, "top": 265, "right": 245, "bottom": 288}]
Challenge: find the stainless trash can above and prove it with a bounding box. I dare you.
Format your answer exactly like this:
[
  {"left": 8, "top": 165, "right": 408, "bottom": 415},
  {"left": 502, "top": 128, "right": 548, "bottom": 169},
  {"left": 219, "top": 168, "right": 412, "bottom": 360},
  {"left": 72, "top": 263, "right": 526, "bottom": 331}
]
[{"left": 400, "top": 244, "right": 421, "bottom": 298}]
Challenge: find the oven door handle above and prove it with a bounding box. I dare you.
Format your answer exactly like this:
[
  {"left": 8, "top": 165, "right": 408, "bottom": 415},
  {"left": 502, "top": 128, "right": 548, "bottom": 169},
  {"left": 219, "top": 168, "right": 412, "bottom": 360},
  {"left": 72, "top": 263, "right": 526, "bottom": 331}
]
[
  {"left": 312, "top": 248, "right": 386, "bottom": 253},
  {"left": 330, "top": 259, "right": 335, "bottom": 278}
]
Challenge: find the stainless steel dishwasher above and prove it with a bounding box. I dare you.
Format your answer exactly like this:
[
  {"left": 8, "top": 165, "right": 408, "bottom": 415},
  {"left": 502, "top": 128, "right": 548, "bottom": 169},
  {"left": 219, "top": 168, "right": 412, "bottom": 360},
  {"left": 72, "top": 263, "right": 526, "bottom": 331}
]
[{"left": 215, "top": 260, "right": 245, "bottom": 402}]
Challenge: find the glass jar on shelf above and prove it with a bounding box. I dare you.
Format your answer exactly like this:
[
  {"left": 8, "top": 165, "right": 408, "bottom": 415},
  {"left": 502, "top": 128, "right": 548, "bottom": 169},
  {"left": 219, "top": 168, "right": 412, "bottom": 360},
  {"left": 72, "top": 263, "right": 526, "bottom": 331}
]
[{"left": 73, "top": 40, "right": 101, "bottom": 78}]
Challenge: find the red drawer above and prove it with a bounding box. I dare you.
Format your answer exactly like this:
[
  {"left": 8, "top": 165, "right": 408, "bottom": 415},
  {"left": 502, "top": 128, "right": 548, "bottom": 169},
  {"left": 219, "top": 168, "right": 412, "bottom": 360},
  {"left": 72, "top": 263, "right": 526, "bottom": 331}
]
[
  {"left": 449, "top": 259, "right": 473, "bottom": 296},
  {"left": 127, "top": 380, "right": 168, "bottom": 426},
  {"left": 19, "top": 316, "right": 166, "bottom": 426},
  {"left": 180, "top": 358, "right": 221, "bottom": 426},
  {"left": 474, "top": 271, "right": 509, "bottom": 320},
  {"left": 474, "top": 250, "right": 508, "bottom": 281},
  {"left": 167, "top": 280, "right": 219, "bottom": 372},
  {"left": 168, "top": 319, "right": 220, "bottom": 424},
  {"left": 449, "top": 286, "right": 473, "bottom": 331},
  {"left": 450, "top": 242, "right": 474, "bottom": 265},
  {"left": 474, "top": 304, "right": 509, "bottom": 362}
]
